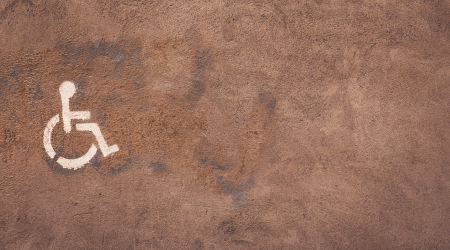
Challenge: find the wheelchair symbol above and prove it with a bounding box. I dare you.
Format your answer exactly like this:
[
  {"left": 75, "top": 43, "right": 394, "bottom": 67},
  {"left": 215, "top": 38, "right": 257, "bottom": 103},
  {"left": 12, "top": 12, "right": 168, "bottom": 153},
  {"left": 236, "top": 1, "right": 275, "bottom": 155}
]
[{"left": 43, "top": 81, "right": 119, "bottom": 170}]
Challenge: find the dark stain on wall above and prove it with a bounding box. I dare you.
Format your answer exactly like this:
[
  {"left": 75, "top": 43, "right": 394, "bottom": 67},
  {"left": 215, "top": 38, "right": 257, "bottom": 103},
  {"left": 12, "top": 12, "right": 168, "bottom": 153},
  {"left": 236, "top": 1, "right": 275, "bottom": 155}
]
[
  {"left": 57, "top": 41, "right": 144, "bottom": 71},
  {"left": 259, "top": 91, "right": 277, "bottom": 117},
  {"left": 0, "top": 0, "right": 33, "bottom": 20},
  {"left": 29, "top": 81, "right": 43, "bottom": 100},
  {"left": 132, "top": 76, "right": 145, "bottom": 90},
  {"left": 1, "top": 129, "right": 17, "bottom": 164},
  {"left": 8, "top": 67, "right": 23, "bottom": 94},
  {"left": 58, "top": 43, "right": 85, "bottom": 63},
  {"left": 216, "top": 176, "right": 253, "bottom": 207},
  {"left": 187, "top": 52, "right": 209, "bottom": 104},
  {"left": 184, "top": 28, "right": 213, "bottom": 107},
  {"left": 201, "top": 157, "right": 227, "bottom": 171},
  {"left": 149, "top": 161, "right": 167, "bottom": 172},
  {"left": 90, "top": 151, "right": 102, "bottom": 170},
  {"left": 0, "top": 77, "right": 7, "bottom": 97},
  {"left": 110, "top": 158, "right": 132, "bottom": 175},
  {"left": 88, "top": 41, "right": 127, "bottom": 67},
  {"left": 219, "top": 220, "right": 238, "bottom": 236}
]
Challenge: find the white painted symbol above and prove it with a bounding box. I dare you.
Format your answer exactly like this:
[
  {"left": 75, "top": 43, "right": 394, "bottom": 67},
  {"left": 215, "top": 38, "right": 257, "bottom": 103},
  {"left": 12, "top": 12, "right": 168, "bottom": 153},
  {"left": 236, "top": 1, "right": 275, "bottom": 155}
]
[{"left": 43, "top": 81, "right": 119, "bottom": 170}]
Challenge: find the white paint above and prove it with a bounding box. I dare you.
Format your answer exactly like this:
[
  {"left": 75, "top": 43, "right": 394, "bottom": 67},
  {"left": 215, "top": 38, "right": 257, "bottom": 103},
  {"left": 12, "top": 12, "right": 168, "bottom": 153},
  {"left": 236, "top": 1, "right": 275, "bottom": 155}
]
[
  {"left": 59, "top": 81, "right": 90, "bottom": 133},
  {"left": 56, "top": 144, "right": 98, "bottom": 170},
  {"left": 76, "top": 123, "right": 119, "bottom": 156},
  {"left": 43, "top": 113, "right": 99, "bottom": 170},
  {"left": 43, "top": 114, "right": 59, "bottom": 159},
  {"left": 43, "top": 81, "right": 119, "bottom": 170}
]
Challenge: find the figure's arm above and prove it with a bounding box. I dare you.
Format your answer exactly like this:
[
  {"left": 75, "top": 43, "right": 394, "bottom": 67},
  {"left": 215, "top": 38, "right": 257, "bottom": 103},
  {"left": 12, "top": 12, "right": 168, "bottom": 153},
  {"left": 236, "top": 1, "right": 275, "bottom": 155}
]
[{"left": 70, "top": 111, "right": 91, "bottom": 121}]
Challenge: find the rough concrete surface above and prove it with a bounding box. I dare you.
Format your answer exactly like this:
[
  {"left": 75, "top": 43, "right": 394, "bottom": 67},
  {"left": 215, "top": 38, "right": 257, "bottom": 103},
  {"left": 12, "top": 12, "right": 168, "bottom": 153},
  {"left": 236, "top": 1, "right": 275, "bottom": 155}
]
[{"left": 1, "top": 0, "right": 450, "bottom": 249}]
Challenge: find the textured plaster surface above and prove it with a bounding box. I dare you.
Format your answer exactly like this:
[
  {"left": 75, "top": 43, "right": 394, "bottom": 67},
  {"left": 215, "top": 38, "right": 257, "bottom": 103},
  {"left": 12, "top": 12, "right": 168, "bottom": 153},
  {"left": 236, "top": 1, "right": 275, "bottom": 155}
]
[{"left": 1, "top": 0, "right": 450, "bottom": 249}]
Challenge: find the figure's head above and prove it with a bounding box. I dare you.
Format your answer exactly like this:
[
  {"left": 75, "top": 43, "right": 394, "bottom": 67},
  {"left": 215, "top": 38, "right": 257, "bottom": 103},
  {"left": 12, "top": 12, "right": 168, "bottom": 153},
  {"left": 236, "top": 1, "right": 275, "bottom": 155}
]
[{"left": 59, "top": 81, "right": 76, "bottom": 98}]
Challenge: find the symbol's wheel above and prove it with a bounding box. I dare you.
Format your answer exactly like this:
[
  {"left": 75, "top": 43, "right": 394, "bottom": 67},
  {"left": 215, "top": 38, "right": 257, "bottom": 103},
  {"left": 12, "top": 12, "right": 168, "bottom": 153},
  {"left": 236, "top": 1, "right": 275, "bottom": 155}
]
[{"left": 43, "top": 114, "right": 98, "bottom": 170}]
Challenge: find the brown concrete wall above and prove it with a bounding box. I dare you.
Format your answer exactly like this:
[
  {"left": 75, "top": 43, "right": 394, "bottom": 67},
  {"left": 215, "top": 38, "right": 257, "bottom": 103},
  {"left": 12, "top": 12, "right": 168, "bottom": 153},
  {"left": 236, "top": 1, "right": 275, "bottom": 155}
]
[{"left": 1, "top": 0, "right": 450, "bottom": 249}]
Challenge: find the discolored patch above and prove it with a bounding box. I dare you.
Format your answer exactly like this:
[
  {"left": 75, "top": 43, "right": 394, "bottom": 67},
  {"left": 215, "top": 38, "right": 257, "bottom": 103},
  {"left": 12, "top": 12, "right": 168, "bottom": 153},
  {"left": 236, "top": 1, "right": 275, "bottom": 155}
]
[
  {"left": 149, "top": 161, "right": 167, "bottom": 172},
  {"left": 0, "top": 0, "right": 34, "bottom": 21},
  {"left": 216, "top": 176, "right": 253, "bottom": 207},
  {"left": 184, "top": 28, "right": 213, "bottom": 107}
]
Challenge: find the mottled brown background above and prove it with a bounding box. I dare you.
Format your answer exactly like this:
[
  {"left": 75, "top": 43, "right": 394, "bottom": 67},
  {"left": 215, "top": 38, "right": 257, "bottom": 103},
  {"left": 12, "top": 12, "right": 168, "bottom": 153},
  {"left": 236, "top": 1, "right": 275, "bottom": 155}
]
[{"left": 1, "top": 0, "right": 450, "bottom": 249}]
